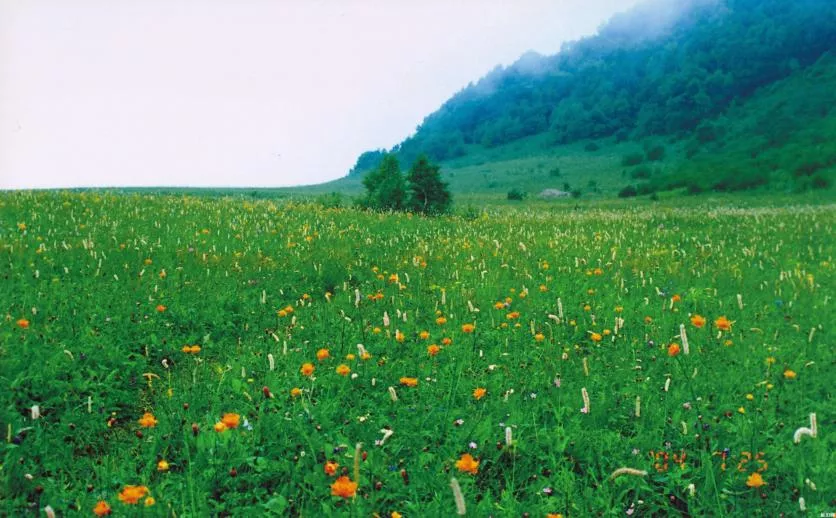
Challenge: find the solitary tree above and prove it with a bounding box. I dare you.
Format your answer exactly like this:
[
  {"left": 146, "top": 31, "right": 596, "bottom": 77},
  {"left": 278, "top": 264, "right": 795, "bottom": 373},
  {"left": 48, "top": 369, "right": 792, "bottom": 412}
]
[
  {"left": 362, "top": 153, "right": 406, "bottom": 211},
  {"left": 406, "top": 155, "right": 451, "bottom": 214}
]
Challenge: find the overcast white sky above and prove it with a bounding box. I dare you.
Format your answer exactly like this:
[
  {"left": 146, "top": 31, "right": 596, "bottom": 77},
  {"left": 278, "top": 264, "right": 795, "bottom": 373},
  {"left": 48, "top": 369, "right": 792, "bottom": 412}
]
[{"left": 0, "top": 0, "right": 642, "bottom": 189}]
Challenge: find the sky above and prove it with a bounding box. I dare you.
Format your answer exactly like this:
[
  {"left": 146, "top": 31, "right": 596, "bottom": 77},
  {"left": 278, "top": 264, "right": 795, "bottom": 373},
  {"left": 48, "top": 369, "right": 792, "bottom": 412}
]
[{"left": 0, "top": 0, "right": 643, "bottom": 189}]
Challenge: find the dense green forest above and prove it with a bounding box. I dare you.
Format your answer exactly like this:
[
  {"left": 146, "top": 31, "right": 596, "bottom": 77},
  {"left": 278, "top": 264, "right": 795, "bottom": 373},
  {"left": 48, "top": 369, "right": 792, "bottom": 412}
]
[{"left": 349, "top": 0, "right": 836, "bottom": 194}]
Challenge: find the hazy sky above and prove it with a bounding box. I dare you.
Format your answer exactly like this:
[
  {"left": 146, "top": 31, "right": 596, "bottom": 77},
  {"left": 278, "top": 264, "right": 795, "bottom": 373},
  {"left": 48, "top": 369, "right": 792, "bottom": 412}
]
[{"left": 0, "top": 0, "right": 642, "bottom": 189}]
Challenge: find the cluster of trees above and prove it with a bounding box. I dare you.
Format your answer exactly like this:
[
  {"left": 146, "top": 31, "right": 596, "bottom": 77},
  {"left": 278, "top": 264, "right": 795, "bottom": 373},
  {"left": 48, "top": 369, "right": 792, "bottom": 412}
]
[
  {"left": 360, "top": 154, "right": 451, "bottom": 214},
  {"left": 349, "top": 0, "right": 836, "bottom": 173}
]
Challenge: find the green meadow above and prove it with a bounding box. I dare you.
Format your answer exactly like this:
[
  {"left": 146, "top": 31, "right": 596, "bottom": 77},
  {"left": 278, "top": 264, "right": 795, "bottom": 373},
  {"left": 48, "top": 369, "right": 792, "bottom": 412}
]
[{"left": 1, "top": 191, "right": 833, "bottom": 516}]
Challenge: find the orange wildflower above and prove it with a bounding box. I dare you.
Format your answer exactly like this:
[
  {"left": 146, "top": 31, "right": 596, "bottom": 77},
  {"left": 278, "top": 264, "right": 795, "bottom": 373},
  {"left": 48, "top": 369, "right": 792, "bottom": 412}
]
[
  {"left": 324, "top": 460, "right": 339, "bottom": 476},
  {"left": 330, "top": 476, "right": 357, "bottom": 498},
  {"left": 419, "top": 330, "right": 430, "bottom": 340},
  {"left": 455, "top": 453, "right": 479, "bottom": 475},
  {"left": 157, "top": 460, "right": 170, "bottom": 472},
  {"left": 300, "top": 363, "right": 315, "bottom": 376},
  {"left": 138, "top": 412, "right": 158, "bottom": 428},
  {"left": 436, "top": 316, "right": 447, "bottom": 325},
  {"left": 16, "top": 318, "right": 29, "bottom": 329},
  {"left": 671, "top": 294, "right": 681, "bottom": 303},
  {"left": 144, "top": 497, "right": 155, "bottom": 507},
  {"left": 715, "top": 316, "right": 732, "bottom": 331},
  {"left": 290, "top": 387, "right": 302, "bottom": 397},
  {"left": 461, "top": 323, "right": 475, "bottom": 333},
  {"left": 441, "top": 337, "right": 452, "bottom": 345},
  {"left": 117, "top": 485, "right": 149, "bottom": 505},
  {"left": 395, "top": 330, "right": 405, "bottom": 342},
  {"left": 155, "top": 304, "right": 167, "bottom": 313},
  {"left": 783, "top": 369, "right": 796, "bottom": 380},
  {"left": 213, "top": 421, "right": 228, "bottom": 433},
  {"left": 93, "top": 501, "right": 112, "bottom": 516},
  {"left": 590, "top": 332, "right": 602, "bottom": 342},
  {"left": 690, "top": 314, "right": 706, "bottom": 328},
  {"left": 336, "top": 364, "right": 351, "bottom": 376},
  {"left": 427, "top": 344, "right": 440, "bottom": 356},
  {"left": 473, "top": 387, "right": 486, "bottom": 400},
  {"left": 400, "top": 377, "right": 418, "bottom": 387},
  {"left": 534, "top": 333, "right": 545, "bottom": 342},
  {"left": 221, "top": 413, "right": 240, "bottom": 429},
  {"left": 746, "top": 472, "right": 765, "bottom": 488},
  {"left": 316, "top": 348, "right": 330, "bottom": 361},
  {"left": 668, "top": 343, "right": 681, "bottom": 357}
]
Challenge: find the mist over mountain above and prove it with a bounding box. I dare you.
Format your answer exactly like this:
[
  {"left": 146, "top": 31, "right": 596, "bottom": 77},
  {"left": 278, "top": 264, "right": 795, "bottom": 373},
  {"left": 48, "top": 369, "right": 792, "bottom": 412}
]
[{"left": 349, "top": 0, "right": 836, "bottom": 192}]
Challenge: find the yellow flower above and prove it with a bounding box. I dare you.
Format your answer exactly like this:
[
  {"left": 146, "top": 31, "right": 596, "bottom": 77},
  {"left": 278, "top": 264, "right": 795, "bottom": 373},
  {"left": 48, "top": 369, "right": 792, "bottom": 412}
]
[
  {"left": 715, "top": 316, "right": 732, "bottom": 331},
  {"left": 395, "top": 330, "right": 405, "bottom": 342},
  {"left": 324, "top": 460, "right": 339, "bottom": 476},
  {"left": 213, "top": 421, "right": 228, "bottom": 433},
  {"left": 330, "top": 476, "right": 357, "bottom": 498},
  {"left": 157, "top": 460, "right": 170, "bottom": 472},
  {"left": 399, "top": 377, "right": 418, "bottom": 387},
  {"left": 534, "top": 333, "right": 545, "bottom": 342},
  {"left": 765, "top": 357, "right": 776, "bottom": 365},
  {"left": 336, "top": 364, "right": 351, "bottom": 376},
  {"left": 316, "top": 348, "right": 330, "bottom": 361},
  {"left": 746, "top": 472, "right": 765, "bottom": 488},
  {"left": 455, "top": 453, "right": 479, "bottom": 474},
  {"left": 290, "top": 387, "right": 302, "bottom": 397},
  {"left": 93, "top": 500, "right": 111, "bottom": 516},
  {"left": 737, "top": 407, "right": 746, "bottom": 414},
  {"left": 461, "top": 323, "right": 475, "bottom": 334},
  {"left": 138, "top": 412, "right": 158, "bottom": 428},
  {"left": 144, "top": 497, "right": 155, "bottom": 507},
  {"left": 419, "top": 330, "right": 430, "bottom": 340},
  {"left": 117, "top": 485, "right": 149, "bottom": 505},
  {"left": 746, "top": 394, "right": 754, "bottom": 401},
  {"left": 221, "top": 413, "right": 240, "bottom": 429},
  {"left": 783, "top": 369, "right": 796, "bottom": 379},
  {"left": 473, "top": 387, "right": 486, "bottom": 400},
  {"left": 590, "top": 332, "right": 602, "bottom": 342}
]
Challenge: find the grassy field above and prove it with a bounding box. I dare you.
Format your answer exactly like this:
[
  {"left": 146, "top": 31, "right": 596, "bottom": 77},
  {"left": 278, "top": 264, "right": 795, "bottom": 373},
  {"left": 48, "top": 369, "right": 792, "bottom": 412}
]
[{"left": 1, "top": 191, "right": 834, "bottom": 516}]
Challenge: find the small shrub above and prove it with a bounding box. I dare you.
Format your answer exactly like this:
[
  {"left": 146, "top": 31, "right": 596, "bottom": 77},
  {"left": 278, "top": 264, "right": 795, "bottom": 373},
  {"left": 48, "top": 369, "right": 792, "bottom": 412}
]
[
  {"left": 584, "top": 142, "right": 600, "bottom": 152},
  {"left": 631, "top": 166, "right": 652, "bottom": 179},
  {"left": 621, "top": 153, "right": 644, "bottom": 167},
  {"left": 549, "top": 167, "right": 561, "bottom": 177},
  {"left": 507, "top": 188, "right": 527, "bottom": 201},
  {"left": 618, "top": 185, "right": 638, "bottom": 198},
  {"left": 645, "top": 144, "right": 666, "bottom": 162},
  {"left": 811, "top": 174, "right": 831, "bottom": 189}
]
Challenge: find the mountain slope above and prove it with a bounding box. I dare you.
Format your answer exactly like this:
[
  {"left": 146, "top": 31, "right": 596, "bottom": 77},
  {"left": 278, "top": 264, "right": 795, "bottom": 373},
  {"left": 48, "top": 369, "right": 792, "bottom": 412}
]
[{"left": 346, "top": 0, "right": 836, "bottom": 196}]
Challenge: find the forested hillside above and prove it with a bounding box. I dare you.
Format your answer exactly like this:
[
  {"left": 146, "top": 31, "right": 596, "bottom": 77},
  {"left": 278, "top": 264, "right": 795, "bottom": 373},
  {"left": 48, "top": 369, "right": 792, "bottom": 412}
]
[{"left": 349, "top": 0, "right": 836, "bottom": 194}]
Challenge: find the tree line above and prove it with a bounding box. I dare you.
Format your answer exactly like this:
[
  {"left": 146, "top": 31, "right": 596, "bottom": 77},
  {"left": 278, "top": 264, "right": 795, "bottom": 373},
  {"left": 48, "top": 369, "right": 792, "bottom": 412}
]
[{"left": 349, "top": 0, "right": 836, "bottom": 173}]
